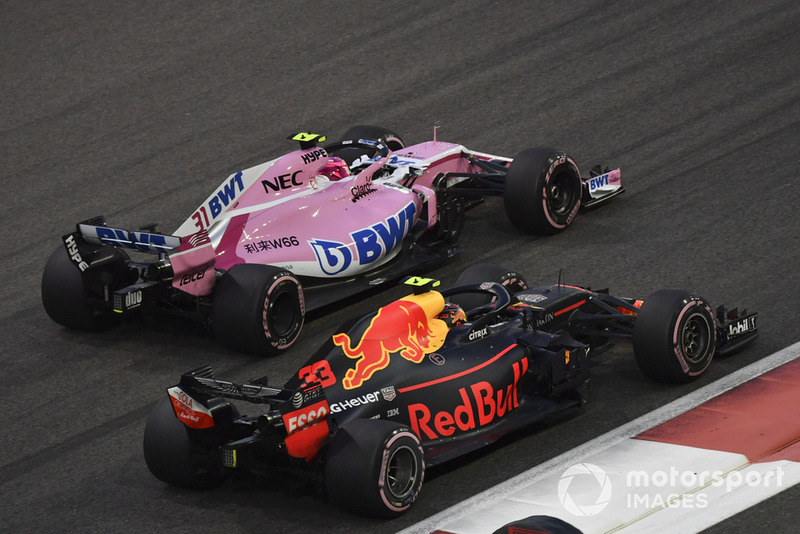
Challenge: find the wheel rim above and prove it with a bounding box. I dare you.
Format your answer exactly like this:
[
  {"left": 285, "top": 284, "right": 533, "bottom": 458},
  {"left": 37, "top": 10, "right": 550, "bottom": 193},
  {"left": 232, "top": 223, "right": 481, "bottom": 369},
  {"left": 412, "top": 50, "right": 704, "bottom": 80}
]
[
  {"left": 547, "top": 170, "right": 579, "bottom": 216},
  {"left": 681, "top": 312, "right": 713, "bottom": 364},
  {"left": 264, "top": 288, "right": 299, "bottom": 339},
  {"left": 385, "top": 445, "right": 419, "bottom": 500}
]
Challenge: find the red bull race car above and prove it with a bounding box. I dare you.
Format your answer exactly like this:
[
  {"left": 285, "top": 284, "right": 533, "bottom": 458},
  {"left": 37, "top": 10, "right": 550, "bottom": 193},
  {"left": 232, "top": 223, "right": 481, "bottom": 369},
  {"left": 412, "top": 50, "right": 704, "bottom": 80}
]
[
  {"left": 42, "top": 125, "right": 623, "bottom": 356},
  {"left": 143, "top": 265, "right": 758, "bottom": 517}
]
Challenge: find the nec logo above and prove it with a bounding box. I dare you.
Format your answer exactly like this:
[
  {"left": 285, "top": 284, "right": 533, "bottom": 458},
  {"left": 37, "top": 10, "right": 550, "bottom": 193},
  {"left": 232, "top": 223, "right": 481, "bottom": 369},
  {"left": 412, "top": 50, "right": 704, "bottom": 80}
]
[
  {"left": 283, "top": 400, "right": 329, "bottom": 434},
  {"left": 262, "top": 170, "right": 303, "bottom": 193}
]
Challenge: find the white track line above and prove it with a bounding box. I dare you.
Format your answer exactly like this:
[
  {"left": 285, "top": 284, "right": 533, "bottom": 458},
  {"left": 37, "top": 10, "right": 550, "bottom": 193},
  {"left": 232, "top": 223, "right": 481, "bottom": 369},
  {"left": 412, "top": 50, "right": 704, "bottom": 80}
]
[{"left": 397, "top": 341, "right": 800, "bottom": 534}]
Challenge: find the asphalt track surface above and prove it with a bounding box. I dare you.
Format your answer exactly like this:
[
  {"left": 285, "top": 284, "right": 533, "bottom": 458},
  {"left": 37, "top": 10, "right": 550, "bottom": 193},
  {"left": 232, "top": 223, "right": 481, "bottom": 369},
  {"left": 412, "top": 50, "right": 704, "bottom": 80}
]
[{"left": 2, "top": 1, "right": 798, "bottom": 533}]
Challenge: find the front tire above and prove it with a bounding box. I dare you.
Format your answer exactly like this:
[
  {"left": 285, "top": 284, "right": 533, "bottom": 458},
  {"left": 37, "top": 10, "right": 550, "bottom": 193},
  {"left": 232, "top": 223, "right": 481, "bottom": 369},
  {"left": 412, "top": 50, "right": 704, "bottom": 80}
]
[
  {"left": 325, "top": 420, "right": 424, "bottom": 518},
  {"left": 504, "top": 148, "right": 582, "bottom": 235},
  {"left": 212, "top": 264, "right": 305, "bottom": 356},
  {"left": 633, "top": 290, "right": 717, "bottom": 383}
]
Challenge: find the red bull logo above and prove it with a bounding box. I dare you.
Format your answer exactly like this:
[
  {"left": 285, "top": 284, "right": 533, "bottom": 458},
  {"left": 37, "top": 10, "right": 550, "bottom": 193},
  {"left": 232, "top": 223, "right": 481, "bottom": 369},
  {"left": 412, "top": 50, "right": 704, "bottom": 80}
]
[
  {"left": 333, "top": 292, "right": 448, "bottom": 390},
  {"left": 407, "top": 357, "right": 529, "bottom": 440}
]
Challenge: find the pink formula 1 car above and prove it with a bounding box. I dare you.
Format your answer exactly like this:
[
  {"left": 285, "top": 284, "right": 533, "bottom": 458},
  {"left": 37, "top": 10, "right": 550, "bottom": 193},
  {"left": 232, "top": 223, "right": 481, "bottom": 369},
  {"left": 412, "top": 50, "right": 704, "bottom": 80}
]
[{"left": 42, "top": 125, "right": 623, "bottom": 355}]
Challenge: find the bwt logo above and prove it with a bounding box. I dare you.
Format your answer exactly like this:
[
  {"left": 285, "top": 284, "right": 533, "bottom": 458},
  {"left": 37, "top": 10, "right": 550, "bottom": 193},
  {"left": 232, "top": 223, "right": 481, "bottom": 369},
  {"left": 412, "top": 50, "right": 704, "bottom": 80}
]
[
  {"left": 588, "top": 169, "right": 620, "bottom": 193},
  {"left": 588, "top": 173, "right": 609, "bottom": 192},
  {"left": 209, "top": 171, "right": 245, "bottom": 218},
  {"left": 93, "top": 227, "right": 173, "bottom": 253},
  {"left": 310, "top": 202, "right": 416, "bottom": 275}
]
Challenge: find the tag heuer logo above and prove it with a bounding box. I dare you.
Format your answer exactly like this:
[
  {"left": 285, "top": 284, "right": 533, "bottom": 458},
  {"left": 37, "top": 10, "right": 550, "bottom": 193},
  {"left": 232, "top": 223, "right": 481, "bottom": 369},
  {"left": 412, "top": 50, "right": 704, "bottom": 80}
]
[{"left": 381, "top": 386, "right": 396, "bottom": 401}]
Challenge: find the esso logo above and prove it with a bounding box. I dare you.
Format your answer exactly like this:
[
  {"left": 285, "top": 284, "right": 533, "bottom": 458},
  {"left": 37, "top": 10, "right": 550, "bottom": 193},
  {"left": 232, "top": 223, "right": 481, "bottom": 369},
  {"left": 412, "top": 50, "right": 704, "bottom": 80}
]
[{"left": 285, "top": 401, "right": 329, "bottom": 434}]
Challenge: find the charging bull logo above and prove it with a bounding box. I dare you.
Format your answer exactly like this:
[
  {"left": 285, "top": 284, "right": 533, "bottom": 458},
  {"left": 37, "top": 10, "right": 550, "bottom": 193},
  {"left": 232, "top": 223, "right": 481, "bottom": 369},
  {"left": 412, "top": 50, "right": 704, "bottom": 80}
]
[{"left": 333, "top": 293, "right": 448, "bottom": 390}]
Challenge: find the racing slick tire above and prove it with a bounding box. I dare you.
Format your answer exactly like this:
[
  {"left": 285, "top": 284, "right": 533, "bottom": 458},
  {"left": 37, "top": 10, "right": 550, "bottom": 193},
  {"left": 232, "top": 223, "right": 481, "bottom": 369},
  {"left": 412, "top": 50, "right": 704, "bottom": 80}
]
[
  {"left": 325, "top": 419, "right": 424, "bottom": 518},
  {"left": 332, "top": 125, "right": 405, "bottom": 165},
  {"left": 633, "top": 290, "right": 717, "bottom": 383},
  {"left": 143, "top": 396, "right": 237, "bottom": 490},
  {"left": 212, "top": 264, "right": 305, "bottom": 356},
  {"left": 503, "top": 148, "right": 582, "bottom": 235},
  {"left": 450, "top": 263, "right": 529, "bottom": 313},
  {"left": 41, "top": 243, "right": 130, "bottom": 331},
  {"left": 493, "top": 515, "right": 584, "bottom": 534}
]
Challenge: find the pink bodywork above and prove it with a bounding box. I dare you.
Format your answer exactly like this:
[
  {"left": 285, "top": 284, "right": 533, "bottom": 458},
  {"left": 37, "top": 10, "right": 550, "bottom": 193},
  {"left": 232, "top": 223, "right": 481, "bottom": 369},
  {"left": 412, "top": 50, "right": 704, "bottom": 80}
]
[{"left": 171, "top": 141, "right": 498, "bottom": 296}]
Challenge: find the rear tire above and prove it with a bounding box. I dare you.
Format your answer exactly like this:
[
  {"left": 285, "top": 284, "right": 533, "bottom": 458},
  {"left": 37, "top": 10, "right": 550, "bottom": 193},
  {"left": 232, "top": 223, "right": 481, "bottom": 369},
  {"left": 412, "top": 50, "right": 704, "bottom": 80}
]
[
  {"left": 41, "top": 243, "right": 129, "bottom": 330},
  {"left": 450, "top": 263, "right": 528, "bottom": 312},
  {"left": 504, "top": 148, "right": 582, "bottom": 235},
  {"left": 325, "top": 419, "right": 424, "bottom": 518},
  {"left": 212, "top": 264, "right": 305, "bottom": 356},
  {"left": 633, "top": 290, "right": 717, "bottom": 383},
  {"left": 143, "top": 396, "right": 234, "bottom": 490}
]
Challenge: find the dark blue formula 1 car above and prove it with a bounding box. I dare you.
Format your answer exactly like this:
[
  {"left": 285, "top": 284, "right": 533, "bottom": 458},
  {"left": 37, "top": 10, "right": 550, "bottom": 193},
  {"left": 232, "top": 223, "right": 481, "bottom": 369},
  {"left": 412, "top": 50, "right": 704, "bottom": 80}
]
[{"left": 143, "top": 264, "right": 758, "bottom": 517}]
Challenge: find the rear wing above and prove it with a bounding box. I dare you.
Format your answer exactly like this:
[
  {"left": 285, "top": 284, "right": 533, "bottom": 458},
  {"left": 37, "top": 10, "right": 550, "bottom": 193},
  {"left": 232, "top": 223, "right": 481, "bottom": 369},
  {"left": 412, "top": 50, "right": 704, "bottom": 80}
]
[
  {"left": 78, "top": 219, "right": 181, "bottom": 254},
  {"left": 178, "top": 366, "right": 301, "bottom": 406}
]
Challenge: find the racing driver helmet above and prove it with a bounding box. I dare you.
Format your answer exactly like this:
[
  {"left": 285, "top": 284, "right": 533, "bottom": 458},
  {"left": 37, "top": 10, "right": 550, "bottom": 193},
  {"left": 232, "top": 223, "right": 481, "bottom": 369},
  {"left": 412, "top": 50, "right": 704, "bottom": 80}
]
[
  {"left": 315, "top": 157, "right": 351, "bottom": 181},
  {"left": 437, "top": 302, "right": 467, "bottom": 329}
]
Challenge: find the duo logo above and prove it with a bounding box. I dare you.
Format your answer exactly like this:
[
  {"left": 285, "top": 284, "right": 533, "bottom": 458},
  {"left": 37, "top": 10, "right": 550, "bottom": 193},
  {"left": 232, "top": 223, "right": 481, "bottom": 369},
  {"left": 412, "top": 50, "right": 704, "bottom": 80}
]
[
  {"left": 333, "top": 293, "right": 448, "bottom": 390},
  {"left": 310, "top": 201, "right": 417, "bottom": 275}
]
